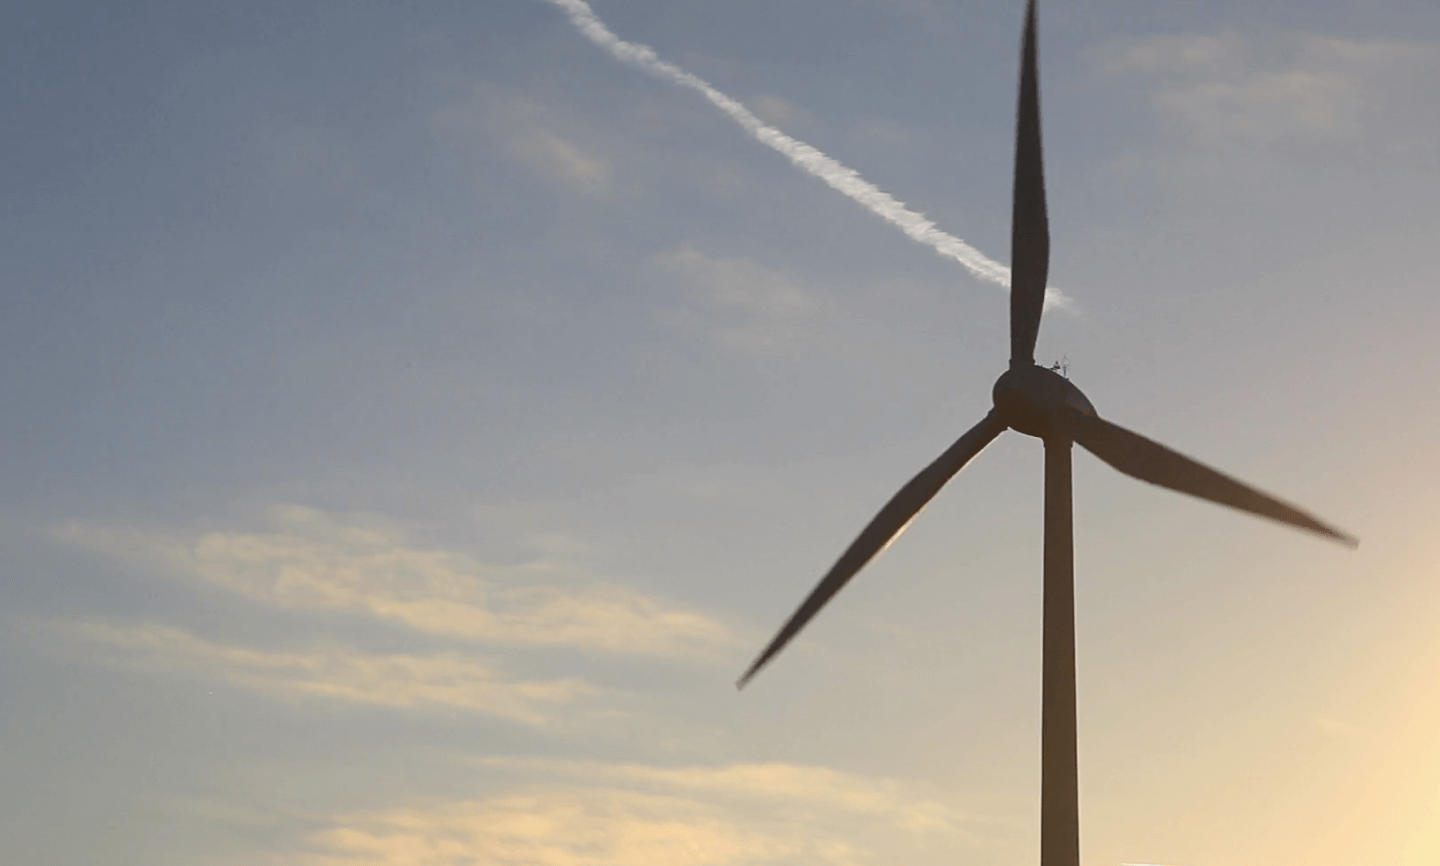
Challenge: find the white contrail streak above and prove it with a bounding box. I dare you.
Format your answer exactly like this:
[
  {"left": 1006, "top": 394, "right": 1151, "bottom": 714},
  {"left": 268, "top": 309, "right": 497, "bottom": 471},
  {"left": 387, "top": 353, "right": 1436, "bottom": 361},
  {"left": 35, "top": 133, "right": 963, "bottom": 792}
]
[{"left": 539, "top": 0, "right": 1070, "bottom": 308}]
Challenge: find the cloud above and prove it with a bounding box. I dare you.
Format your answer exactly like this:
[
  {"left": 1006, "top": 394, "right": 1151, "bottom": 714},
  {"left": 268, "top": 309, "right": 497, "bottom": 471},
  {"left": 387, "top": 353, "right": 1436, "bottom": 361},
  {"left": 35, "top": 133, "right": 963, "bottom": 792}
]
[
  {"left": 507, "top": 125, "right": 614, "bottom": 195},
  {"left": 55, "top": 620, "right": 594, "bottom": 725},
  {"left": 538, "top": 0, "right": 1075, "bottom": 310},
  {"left": 54, "top": 505, "right": 736, "bottom": 658},
  {"left": 478, "top": 757, "right": 966, "bottom": 833},
  {"left": 435, "top": 85, "right": 614, "bottom": 196},
  {"left": 297, "top": 791, "right": 797, "bottom": 866},
  {"left": 1098, "top": 31, "right": 1431, "bottom": 147},
  {"left": 276, "top": 757, "right": 974, "bottom": 866},
  {"left": 653, "top": 245, "right": 824, "bottom": 354}
]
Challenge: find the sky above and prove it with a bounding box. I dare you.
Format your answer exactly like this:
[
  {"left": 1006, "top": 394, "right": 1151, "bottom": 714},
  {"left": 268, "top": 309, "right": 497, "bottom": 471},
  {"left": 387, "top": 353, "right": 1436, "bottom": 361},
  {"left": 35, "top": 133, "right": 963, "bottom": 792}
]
[{"left": 2, "top": 0, "right": 1439, "bottom": 863}]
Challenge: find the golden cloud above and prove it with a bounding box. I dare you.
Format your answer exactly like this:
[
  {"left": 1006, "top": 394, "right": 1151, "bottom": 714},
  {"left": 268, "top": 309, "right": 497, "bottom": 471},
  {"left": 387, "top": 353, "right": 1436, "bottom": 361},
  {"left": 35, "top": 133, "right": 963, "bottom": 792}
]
[
  {"left": 57, "top": 620, "right": 597, "bottom": 726},
  {"left": 55, "top": 505, "right": 735, "bottom": 658},
  {"left": 273, "top": 757, "right": 976, "bottom": 866}
]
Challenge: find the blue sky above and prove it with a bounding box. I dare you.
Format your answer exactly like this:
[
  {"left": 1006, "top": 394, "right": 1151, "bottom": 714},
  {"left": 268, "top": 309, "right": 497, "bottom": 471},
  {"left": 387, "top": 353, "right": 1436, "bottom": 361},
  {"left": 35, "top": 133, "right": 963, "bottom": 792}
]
[{"left": 3, "top": 0, "right": 1439, "bottom": 863}]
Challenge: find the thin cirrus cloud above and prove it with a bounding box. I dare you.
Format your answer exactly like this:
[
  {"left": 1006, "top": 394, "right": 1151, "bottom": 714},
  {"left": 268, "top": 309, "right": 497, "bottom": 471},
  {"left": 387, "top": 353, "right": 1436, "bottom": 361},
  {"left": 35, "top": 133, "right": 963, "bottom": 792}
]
[
  {"left": 53, "top": 504, "right": 736, "bottom": 658},
  {"left": 653, "top": 245, "right": 825, "bottom": 354},
  {"left": 476, "top": 756, "right": 967, "bottom": 833},
  {"left": 1097, "top": 30, "right": 1433, "bottom": 145},
  {"left": 53, "top": 620, "right": 596, "bottom": 725},
  {"left": 268, "top": 757, "right": 973, "bottom": 866},
  {"left": 510, "top": 125, "right": 614, "bottom": 195},
  {"left": 440, "top": 86, "right": 616, "bottom": 196}
]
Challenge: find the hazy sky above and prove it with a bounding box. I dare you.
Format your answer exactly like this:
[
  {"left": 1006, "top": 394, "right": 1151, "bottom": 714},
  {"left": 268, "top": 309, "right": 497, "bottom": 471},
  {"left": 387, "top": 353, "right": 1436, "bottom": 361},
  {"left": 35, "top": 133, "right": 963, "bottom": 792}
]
[{"left": 3, "top": 0, "right": 1439, "bottom": 864}]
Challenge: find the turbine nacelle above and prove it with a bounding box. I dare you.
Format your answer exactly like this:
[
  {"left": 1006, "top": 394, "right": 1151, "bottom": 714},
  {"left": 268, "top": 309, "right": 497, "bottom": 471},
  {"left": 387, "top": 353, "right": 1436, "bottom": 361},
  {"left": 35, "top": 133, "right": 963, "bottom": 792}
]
[{"left": 993, "top": 364, "right": 1096, "bottom": 439}]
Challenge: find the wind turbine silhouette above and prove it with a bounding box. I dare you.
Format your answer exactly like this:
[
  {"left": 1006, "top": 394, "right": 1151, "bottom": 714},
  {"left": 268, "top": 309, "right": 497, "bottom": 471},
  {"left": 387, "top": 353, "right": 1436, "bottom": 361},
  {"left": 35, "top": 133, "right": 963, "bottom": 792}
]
[{"left": 735, "top": 2, "right": 1358, "bottom": 864}]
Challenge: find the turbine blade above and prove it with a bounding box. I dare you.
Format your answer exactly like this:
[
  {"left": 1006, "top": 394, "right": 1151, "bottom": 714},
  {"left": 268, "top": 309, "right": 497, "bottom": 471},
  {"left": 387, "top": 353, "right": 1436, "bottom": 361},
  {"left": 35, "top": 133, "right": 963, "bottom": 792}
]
[
  {"left": 1066, "top": 411, "right": 1358, "bottom": 547},
  {"left": 737, "top": 411, "right": 1007, "bottom": 689},
  {"left": 1010, "top": 0, "right": 1048, "bottom": 367}
]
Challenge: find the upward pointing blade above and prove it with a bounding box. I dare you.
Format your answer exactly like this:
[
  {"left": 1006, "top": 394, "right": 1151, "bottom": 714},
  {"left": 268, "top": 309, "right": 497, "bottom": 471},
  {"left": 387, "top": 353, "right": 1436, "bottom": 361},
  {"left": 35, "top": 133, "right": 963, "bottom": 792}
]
[
  {"left": 737, "top": 411, "right": 1007, "bottom": 689},
  {"left": 1010, "top": 0, "right": 1049, "bottom": 368},
  {"left": 1066, "top": 410, "right": 1358, "bottom": 547}
]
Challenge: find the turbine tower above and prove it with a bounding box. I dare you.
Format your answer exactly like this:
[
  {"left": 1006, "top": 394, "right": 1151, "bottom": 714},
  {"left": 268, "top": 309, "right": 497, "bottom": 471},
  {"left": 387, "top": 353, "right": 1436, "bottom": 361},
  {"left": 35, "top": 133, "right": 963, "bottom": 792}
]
[{"left": 736, "top": 3, "right": 1357, "bottom": 864}]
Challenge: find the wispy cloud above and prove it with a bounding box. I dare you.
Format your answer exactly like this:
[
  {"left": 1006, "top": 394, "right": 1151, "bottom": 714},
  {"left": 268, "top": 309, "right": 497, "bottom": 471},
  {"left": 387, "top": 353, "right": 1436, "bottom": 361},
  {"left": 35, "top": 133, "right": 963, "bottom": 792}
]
[
  {"left": 55, "top": 620, "right": 595, "bottom": 725},
  {"left": 435, "top": 85, "right": 616, "bottom": 196},
  {"left": 1099, "top": 31, "right": 1431, "bottom": 146},
  {"left": 510, "top": 125, "right": 614, "bottom": 194},
  {"left": 479, "top": 756, "right": 967, "bottom": 832},
  {"left": 654, "top": 245, "right": 824, "bottom": 354},
  {"left": 538, "top": 0, "right": 1072, "bottom": 310},
  {"left": 276, "top": 757, "right": 974, "bottom": 866},
  {"left": 54, "top": 505, "right": 736, "bottom": 658}
]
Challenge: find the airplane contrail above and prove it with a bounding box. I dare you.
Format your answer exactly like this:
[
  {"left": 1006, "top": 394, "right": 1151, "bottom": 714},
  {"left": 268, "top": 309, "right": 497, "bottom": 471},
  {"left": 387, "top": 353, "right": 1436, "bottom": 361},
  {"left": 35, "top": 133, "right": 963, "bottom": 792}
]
[{"left": 538, "top": 0, "right": 1071, "bottom": 308}]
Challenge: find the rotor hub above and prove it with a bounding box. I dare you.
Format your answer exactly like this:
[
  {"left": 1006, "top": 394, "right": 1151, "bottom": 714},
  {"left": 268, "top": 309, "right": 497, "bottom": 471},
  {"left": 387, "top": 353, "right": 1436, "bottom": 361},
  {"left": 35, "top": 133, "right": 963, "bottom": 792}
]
[{"left": 992, "top": 364, "right": 1096, "bottom": 439}]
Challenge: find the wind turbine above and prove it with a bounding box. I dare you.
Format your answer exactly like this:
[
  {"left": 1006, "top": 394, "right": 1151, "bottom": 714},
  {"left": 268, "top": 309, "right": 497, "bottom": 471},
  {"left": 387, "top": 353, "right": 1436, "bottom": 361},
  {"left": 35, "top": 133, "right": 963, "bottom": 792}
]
[{"left": 735, "top": 2, "right": 1358, "bottom": 864}]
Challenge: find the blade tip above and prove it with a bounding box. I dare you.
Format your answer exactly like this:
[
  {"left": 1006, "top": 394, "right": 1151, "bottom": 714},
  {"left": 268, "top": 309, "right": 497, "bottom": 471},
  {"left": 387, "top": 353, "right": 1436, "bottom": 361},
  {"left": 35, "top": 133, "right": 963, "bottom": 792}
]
[{"left": 1316, "top": 523, "right": 1359, "bottom": 549}]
